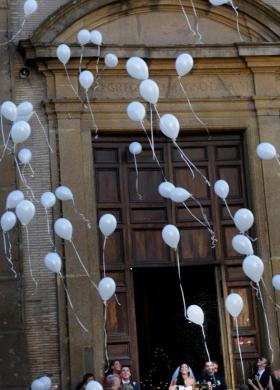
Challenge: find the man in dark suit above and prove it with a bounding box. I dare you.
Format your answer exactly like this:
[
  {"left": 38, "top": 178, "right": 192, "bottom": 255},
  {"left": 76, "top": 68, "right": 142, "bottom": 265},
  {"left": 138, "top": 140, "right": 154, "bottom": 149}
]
[{"left": 248, "top": 356, "right": 270, "bottom": 390}]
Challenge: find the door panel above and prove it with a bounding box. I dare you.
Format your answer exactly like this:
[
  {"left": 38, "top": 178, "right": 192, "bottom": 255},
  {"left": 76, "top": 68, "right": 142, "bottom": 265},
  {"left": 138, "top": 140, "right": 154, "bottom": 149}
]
[{"left": 93, "top": 133, "right": 260, "bottom": 384}]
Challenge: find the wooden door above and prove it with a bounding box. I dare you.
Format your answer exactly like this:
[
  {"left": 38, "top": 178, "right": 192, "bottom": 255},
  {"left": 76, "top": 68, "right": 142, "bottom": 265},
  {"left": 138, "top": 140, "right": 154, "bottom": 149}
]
[{"left": 93, "top": 132, "right": 260, "bottom": 384}]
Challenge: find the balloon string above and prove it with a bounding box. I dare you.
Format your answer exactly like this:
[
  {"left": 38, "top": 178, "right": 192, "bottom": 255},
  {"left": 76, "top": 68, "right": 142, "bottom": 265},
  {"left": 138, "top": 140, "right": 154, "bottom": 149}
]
[
  {"left": 149, "top": 103, "right": 156, "bottom": 161},
  {"left": 103, "top": 302, "right": 110, "bottom": 371},
  {"left": 28, "top": 163, "right": 35, "bottom": 177},
  {"left": 79, "top": 45, "right": 84, "bottom": 74},
  {"left": 33, "top": 112, "right": 53, "bottom": 153},
  {"left": 25, "top": 226, "right": 38, "bottom": 289},
  {"left": 140, "top": 121, "right": 167, "bottom": 181},
  {"left": 44, "top": 208, "right": 55, "bottom": 250},
  {"left": 189, "top": 0, "right": 203, "bottom": 43},
  {"left": 183, "top": 201, "right": 217, "bottom": 248},
  {"left": 59, "top": 272, "right": 89, "bottom": 332},
  {"left": 229, "top": 1, "right": 243, "bottom": 42},
  {"left": 178, "top": 0, "right": 196, "bottom": 36},
  {"left": 257, "top": 282, "right": 274, "bottom": 364},
  {"left": 261, "top": 278, "right": 280, "bottom": 310},
  {"left": 173, "top": 140, "right": 211, "bottom": 187},
  {"left": 14, "top": 154, "right": 39, "bottom": 203},
  {"left": 71, "top": 198, "right": 91, "bottom": 229},
  {"left": 275, "top": 154, "right": 280, "bottom": 166},
  {"left": 70, "top": 240, "right": 98, "bottom": 291},
  {"left": 85, "top": 89, "right": 99, "bottom": 139},
  {"left": 3, "top": 231, "right": 17, "bottom": 278},
  {"left": 114, "top": 293, "right": 121, "bottom": 306},
  {"left": 244, "top": 232, "right": 258, "bottom": 242},
  {"left": 102, "top": 236, "right": 107, "bottom": 278},
  {"left": 96, "top": 45, "right": 101, "bottom": 75},
  {"left": 178, "top": 76, "right": 209, "bottom": 134},
  {"left": 223, "top": 199, "right": 234, "bottom": 221},
  {"left": 133, "top": 154, "right": 142, "bottom": 200},
  {"left": 0, "top": 120, "right": 11, "bottom": 162},
  {"left": 0, "top": 113, "right": 5, "bottom": 145},
  {"left": 92, "top": 66, "right": 105, "bottom": 94},
  {"left": 0, "top": 19, "right": 26, "bottom": 46},
  {"left": 201, "top": 325, "right": 211, "bottom": 362},
  {"left": 175, "top": 249, "right": 187, "bottom": 318},
  {"left": 63, "top": 64, "right": 84, "bottom": 105},
  {"left": 250, "top": 281, "right": 260, "bottom": 299},
  {"left": 235, "top": 318, "right": 245, "bottom": 384}
]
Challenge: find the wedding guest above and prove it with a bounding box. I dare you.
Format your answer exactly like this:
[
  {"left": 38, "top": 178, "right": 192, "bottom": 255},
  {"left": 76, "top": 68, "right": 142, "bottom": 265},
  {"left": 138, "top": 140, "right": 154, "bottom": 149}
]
[
  {"left": 120, "top": 366, "right": 140, "bottom": 390},
  {"left": 198, "top": 361, "right": 227, "bottom": 390},
  {"left": 270, "top": 367, "right": 280, "bottom": 390},
  {"left": 76, "top": 373, "right": 95, "bottom": 390},
  {"left": 106, "top": 374, "right": 121, "bottom": 390},
  {"left": 104, "top": 360, "right": 122, "bottom": 387},
  {"left": 248, "top": 357, "right": 270, "bottom": 390}
]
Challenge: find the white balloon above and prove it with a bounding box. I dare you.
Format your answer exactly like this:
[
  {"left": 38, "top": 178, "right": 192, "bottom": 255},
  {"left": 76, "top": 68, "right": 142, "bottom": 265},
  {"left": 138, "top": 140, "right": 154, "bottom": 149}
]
[
  {"left": 90, "top": 30, "right": 102, "bottom": 46},
  {"left": 18, "top": 148, "right": 32, "bottom": 164},
  {"left": 187, "top": 305, "right": 204, "bottom": 326},
  {"left": 176, "top": 53, "right": 194, "bottom": 77},
  {"left": 1, "top": 101, "right": 17, "bottom": 121},
  {"left": 129, "top": 142, "right": 142, "bottom": 155},
  {"left": 56, "top": 44, "right": 71, "bottom": 65},
  {"left": 99, "top": 214, "right": 117, "bottom": 237},
  {"left": 86, "top": 380, "right": 104, "bottom": 390},
  {"left": 77, "top": 29, "right": 91, "bottom": 46},
  {"left": 126, "top": 57, "right": 149, "bottom": 80},
  {"left": 1, "top": 211, "right": 17, "bottom": 232},
  {"left": 16, "top": 200, "right": 35, "bottom": 226},
  {"left": 6, "top": 190, "right": 24, "bottom": 209},
  {"left": 272, "top": 274, "right": 280, "bottom": 291},
  {"left": 24, "top": 0, "right": 38, "bottom": 17},
  {"left": 55, "top": 186, "right": 73, "bottom": 201},
  {"left": 158, "top": 181, "right": 175, "bottom": 199},
  {"left": 104, "top": 53, "right": 118, "bottom": 68},
  {"left": 139, "top": 79, "right": 159, "bottom": 104},
  {"left": 209, "top": 0, "right": 230, "bottom": 5},
  {"left": 16, "top": 101, "right": 33, "bottom": 121},
  {"left": 39, "top": 376, "right": 52, "bottom": 390},
  {"left": 98, "top": 277, "right": 116, "bottom": 302},
  {"left": 256, "top": 143, "right": 277, "bottom": 161},
  {"left": 31, "top": 379, "right": 45, "bottom": 390},
  {"left": 44, "top": 252, "right": 62, "bottom": 274},
  {"left": 232, "top": 234, "right": 254, "bottom": 256},
  {"left": 54, "top": 218, "right": 73, "bottom": 241},
  {"left": 214, "top": 180, "right": 229, "bottom": 199},
  {"left": 234, "top": 208, "right": 254, "bottom": 233},
  {"left": 243, "top": 255, "right": 264, "bottom": 283},
  {"left": 170, "top": 187, "right": 191, "bottom": 203},
  {"left": 160, "top": 114, "right": 180, "bottom": 140},
  {"left": 162, "top": 224, "right": 180, "bottom": 249},
  {"left": 127, "top": 101, "right": 146, "bottom": 122},
  {"left": 79, "top": 70, "right": 94, "bottom": 90},
  {"left": 225, "top": 293, "right": 243, "bottom": 318},
  {"left": 11, "top": 121, "right": 31, "bottom": 144},
  {"left": 40, "top": 192, "right": 56, "bottom": 209}
]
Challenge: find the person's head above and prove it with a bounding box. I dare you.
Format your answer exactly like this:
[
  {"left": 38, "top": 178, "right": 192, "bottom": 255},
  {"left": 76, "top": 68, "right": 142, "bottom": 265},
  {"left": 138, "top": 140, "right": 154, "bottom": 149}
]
[
  {"left": 107, "top": 374, "right": 121, "bottom": 389},
  {"left": 257, "top": 357, "right": 269, "bottom": 370},
  {"left": 82, "top": 373, "right": 94, "bottom": 384},
  {"left": 176, "top": 363, "right": 190, "bottom": 385},
  {"left": 205, "top": 361, "right": 215, "bottom": 375},
  {"left": 212, "top": 361, "right": 218, "bottom": 373},
  {"left": 110, "top": 360, "right": 122, "bottom": 374},
  {"left": 121, "top": 366, "right": 131, "bottom": 381}
]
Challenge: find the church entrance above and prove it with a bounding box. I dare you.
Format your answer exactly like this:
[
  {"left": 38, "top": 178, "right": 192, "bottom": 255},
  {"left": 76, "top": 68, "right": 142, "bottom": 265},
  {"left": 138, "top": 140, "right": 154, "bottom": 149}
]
[{"left": 134, "top": 266, "right": 222, "bottom": 389}]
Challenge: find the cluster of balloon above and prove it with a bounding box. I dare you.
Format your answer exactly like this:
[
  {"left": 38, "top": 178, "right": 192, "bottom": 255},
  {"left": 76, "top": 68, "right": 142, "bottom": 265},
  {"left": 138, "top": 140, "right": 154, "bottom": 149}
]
[
  {"left": 160, "top": 184, "right": 217, "bottom": 247},
  {"left": 225, "top": 293, "right": 245, "bottom": 383},
  {"left": 31, "top": 375, "right": 52, "bottom": 390},
  {"left": 162, "top": 224, "right": 188, "bottom": 318},
  {"left": 98, "top": 276, "right": 116, "bottom": 368},
  {"left": 99, "top": 214, "right": 117, "bottom": 277},
  {"left": 208, "top": 0, "right": 243, "bottom": 42},
  {"left": 79, "top": 69, "right": 99, "bottom": 138},
  {"left": 44, "top": 252, "right": 89, "bottom": 332},
  {"left": 54, "top": 217, "right": 98, "bottom": 290},
  {"left": 0, "top": 0, "right": 38, "bottom": 47},
  {"left": 187, "top": 305, "right": 211, "bottom": 362},
  {"left": 256, "top": 142, "right": 280, "bottom": 166},
  {"left": 175, "top": 53, "right": 209, "bottom": 133},
  {"left": 159, "top": 113, "right": 211, "bottom": 186},
  {"left": 178, "top": 0, "right": 202, "bottom": 43},
  {"left": 129, "top": 142, "right": 143, "bottom": 200},
  {"left": 127, "top": 101, "right": 165, "bottom": 178},
  {"left": 55, "top": 185, "right": 91, "bottom": 229},
  {"left": 85, "top": 380, "right": 103, "bottom": 390},
  {"left": 242, "top": 254, "right": 274, "bottom": 363}
]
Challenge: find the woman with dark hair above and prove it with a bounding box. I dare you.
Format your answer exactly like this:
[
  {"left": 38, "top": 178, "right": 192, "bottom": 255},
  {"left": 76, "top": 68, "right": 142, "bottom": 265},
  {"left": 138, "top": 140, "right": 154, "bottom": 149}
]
[
  {"left": 169, "top": 363, "right": 196, "bottom": 390},
  {"left": 76, "top": 373, "right": 95, "bottom": 390},
  {"left": 104, "top": 360, "right": 122, "bottom": 387}
]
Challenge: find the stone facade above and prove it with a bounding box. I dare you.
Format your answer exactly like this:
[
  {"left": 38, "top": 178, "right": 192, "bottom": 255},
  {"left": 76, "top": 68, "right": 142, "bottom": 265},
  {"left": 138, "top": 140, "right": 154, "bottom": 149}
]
[{"left": 0, "top": 0, "right": 280, "bottom": 389}]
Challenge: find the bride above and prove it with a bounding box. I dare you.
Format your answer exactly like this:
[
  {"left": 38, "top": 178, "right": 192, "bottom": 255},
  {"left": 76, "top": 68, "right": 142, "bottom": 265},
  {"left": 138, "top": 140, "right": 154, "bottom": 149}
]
[{"left": 169, "top": 363, "right": 197, "bottom": 390}]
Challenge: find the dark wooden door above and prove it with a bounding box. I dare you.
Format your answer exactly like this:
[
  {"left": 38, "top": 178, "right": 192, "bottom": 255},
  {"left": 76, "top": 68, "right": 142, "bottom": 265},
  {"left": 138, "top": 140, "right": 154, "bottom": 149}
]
[{"left": 93, "top": 132, "right": 260, "bottom": 384}]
